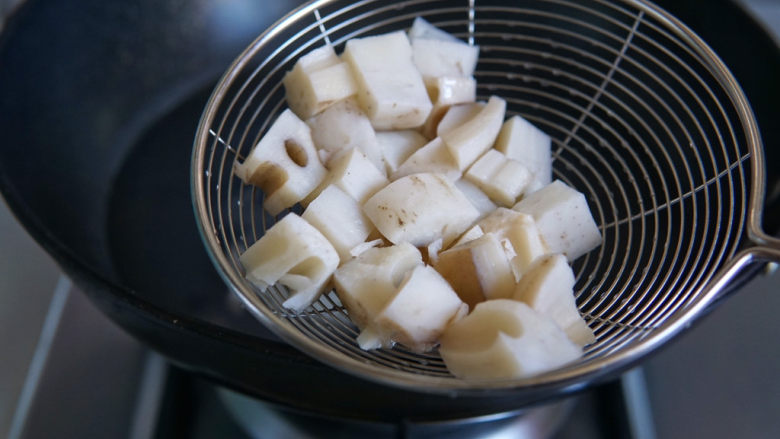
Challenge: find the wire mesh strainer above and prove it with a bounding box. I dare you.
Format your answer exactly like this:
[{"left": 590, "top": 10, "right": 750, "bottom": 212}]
[{"left": 192, "top": 0, "right": 780, "bottom": 393}]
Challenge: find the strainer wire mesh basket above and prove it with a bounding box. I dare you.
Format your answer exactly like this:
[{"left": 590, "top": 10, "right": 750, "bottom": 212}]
[{"left": 192, "top": 0, "right": 780, "bottom": 392}]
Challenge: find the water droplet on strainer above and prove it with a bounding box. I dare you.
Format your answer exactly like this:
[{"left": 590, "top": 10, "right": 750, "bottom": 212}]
[
  {"left": 501, "top": 34, "right": 511, "bottom": 41},
  {"left": 507, "top": 72, "right": 518, "bottom": 80},
  {"left": 552, "top": 69, "right": 561, "bottom": 76},
  {"left": 541, "top": 52, "right": 551, "bottom": 59}
]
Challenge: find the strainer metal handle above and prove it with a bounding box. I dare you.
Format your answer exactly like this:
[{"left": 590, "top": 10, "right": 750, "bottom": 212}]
[
  {"left": 192, "top": 0, "right": 780, "bottom": 394},
  {"left": 703, "top": 76, "right": 780, "bottom": 303}
]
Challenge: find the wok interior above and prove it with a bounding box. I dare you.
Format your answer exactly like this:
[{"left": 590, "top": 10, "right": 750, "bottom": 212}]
[
  {"left": 0, "top": 0, "right": 303, "bottom": 338},
  {"left": 197, "top": 0, "right": 753, "bottom": 384}
]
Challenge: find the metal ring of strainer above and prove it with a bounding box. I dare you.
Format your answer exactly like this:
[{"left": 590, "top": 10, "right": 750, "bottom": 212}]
[{"left": 192, "top": 0, "right": 780, "bottom": 393}]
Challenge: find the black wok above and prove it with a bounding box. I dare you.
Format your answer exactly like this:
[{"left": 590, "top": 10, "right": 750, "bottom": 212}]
[{"left": 0, "top": 0, "right": 778, "bottom": 421}]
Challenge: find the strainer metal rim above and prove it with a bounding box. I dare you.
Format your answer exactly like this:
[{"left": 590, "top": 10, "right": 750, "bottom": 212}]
[{"left": 192, "top": 0, "right": 779, "bottom": 394}]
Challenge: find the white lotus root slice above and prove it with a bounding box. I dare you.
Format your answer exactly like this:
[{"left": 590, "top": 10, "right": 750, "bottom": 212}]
[
  {"left": 440, "top": 96, "right": 506, "bottom": 170},
  {"left": 439, "top": 299, "right": 581, "bottom": 380},
  {"left": 408, "top": 17, "right": 461, "bottom": 43},
  {"left": 410, "top": 31, "right": 479, "bottom": 78},
  {"left": 494, "top": 115, "right": 552, "bottom": 192},
  {"left": 436, "top": 102, "right": 484, "bottom": 137},
  {"left": 373, "top": 265, "right": 467, "bottom": 352},
  {"left": 304, "top": 147, "right": 388, "bottom": 206},
  {"left": 342, "top": 30, "right": 432, "bottom": 129},
  {"left": 376, "top": 130, "right": 428, "bottom": 175},
  {"left": 465, "top": 149, "right": 532, "bottom": 207},
  {"left": 453, "top": 179, "right": 497, "bottom": 221},
  {"left": 512, "top": 254, "right": 596, "bottom": 347},
  {"left": 302, "top": 185, "right": 373, "bottom": 262},
  {"left": 283, "top": 44, "right": 357, "bottom": 119},
  {"left": 239, "top": 213, "right": 339, "bottom": 313},
  {"left": 433, "top": 232, "right": 516, "bottom": 308},
  {"left": 392, "top": 137, "right": 461, "bottom": 182},
  {"left": 479, "top": 208, "right": 548, "bottom": 279},
  {"left": 410, "top": 18, "right": 479, "bottom": 137},
  {"left": 420, "top": 76, "right": 477, "bottom": 139},
  {"left": 513, "top": 180, "right": 602, "bottom": 261},
  {"left": 306, "top": 98, "right": 384, "bottom": 172},
  {"left": 332, "top": 243, "right": 423, "bottom": 346},
  {"left": 412, "top": 17, "right": 480, "bottom": 139},
  {"left": 363, "top": 172, "right": 480, "bottom": 248},
  {"left": 412, "top": 42, "right": 478, "bottom": 81},
  {"left": 233, "top": 109, "right": 326, "bottom": 216}
]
